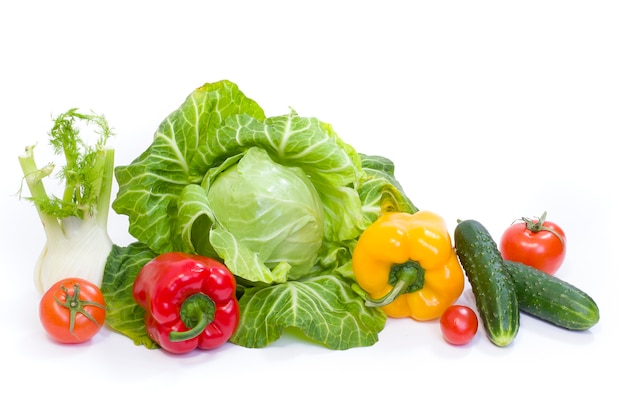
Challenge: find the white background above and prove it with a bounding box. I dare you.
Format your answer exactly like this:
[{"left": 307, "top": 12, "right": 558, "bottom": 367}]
[{"left": 1, "top": 1, "right": 624, "bottom": 415}]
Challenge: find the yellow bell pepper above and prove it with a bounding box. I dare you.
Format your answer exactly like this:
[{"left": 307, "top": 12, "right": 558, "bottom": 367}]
[{"left": 352, "top": 210, "right": 464, "bottom": 321}]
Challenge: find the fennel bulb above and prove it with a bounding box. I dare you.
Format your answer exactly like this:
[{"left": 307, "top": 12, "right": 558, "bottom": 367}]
[
  {"left": 18, "top": 109, "right": 115, "bottom": 294},
  {"left": 32, "top": 216, "right": 113, "bottom": 294}
]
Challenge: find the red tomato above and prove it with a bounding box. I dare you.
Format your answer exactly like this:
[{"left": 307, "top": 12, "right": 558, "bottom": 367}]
[
  {"left": 39, "top": 278, "right": 106, "bottom": 344},
  {"left": 440, "top": 305, "right": 478, "bottom": 345},
  {"left": 499, "top": 212, "right": 566, "bottom": 275}
]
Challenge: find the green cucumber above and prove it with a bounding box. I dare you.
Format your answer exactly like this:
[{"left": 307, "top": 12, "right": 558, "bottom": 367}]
[
  {"left": 454, "top": 219, "right": 519, "bottom": 347},
  {"left": 504, "top": 260, "right": 600, "bottom": 330}
]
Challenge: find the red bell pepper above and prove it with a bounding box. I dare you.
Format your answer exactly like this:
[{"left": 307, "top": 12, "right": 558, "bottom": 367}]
[{"left": 133, "top": 252, "right": 239, "bottom": 354}]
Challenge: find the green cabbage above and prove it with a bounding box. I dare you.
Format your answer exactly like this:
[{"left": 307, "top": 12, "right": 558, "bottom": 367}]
[
  {"left": 103, "top": 80, "right": 416, "bottom": 349},
  {"left": 207, "top": 146, "right": 325, "bottom": 280}
]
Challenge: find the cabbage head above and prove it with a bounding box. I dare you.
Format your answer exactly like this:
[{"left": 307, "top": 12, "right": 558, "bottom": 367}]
[{"left": 207, "top": 146, "right": 325, "bottom": 279}]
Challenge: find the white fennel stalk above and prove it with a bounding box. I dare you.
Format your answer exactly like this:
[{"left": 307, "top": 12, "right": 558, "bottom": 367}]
[{"left": 18, "top": 109, "right": 115, "bottom": 294}]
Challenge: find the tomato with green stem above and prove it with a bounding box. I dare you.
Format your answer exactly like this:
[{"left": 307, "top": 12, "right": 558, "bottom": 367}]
[
  {"left": 499, "top": 211, "right": 566, "bottom": 275},
  {"left": 440, "top": 305, "right": 478, "bottom": 345},
  {"left": 40, "top": 277, "right": 106, "bottom": 344}
]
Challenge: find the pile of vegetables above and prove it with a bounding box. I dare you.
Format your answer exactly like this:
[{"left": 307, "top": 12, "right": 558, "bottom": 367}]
[
  {"left": 102, "top": 80, "right": 417, "bottom": 351},
  {"left": 454, "top": 218, "right": 599, "bottom": 347},
  {"left": 19, "top": 80, "right": 600, "bottom": 352}
]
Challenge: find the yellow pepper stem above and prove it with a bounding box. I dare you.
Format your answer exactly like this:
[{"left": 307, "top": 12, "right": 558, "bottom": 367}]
[{"left": 364, "top": 260, "right": 425, "bottom": 308}]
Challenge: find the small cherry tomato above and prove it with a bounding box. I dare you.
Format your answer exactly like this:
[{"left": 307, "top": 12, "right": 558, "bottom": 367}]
[
  {"left": 499, "top": 211, "right": 566, "bottom": 275},
  {"left": 440, "top": 305, "right": 478, "bottom": 345},
  {"left": 39, "top": 278, "right": 107, "bottom": 344}
]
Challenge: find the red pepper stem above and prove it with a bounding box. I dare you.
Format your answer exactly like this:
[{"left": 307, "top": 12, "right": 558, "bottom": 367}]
[
  {"left": 364, "top": 260, "right": 425, "bottom": 308},
  {"left": 169, "top": 293, "right": 216, "bottom": 342}
]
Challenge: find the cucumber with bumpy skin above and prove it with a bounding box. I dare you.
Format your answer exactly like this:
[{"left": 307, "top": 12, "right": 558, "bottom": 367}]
[
  {"left": 454, "top": 219, "right": 519, "bottom": 347},
  {"left": 504, "top": 260, "right": 600, "bottom": 330}
]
